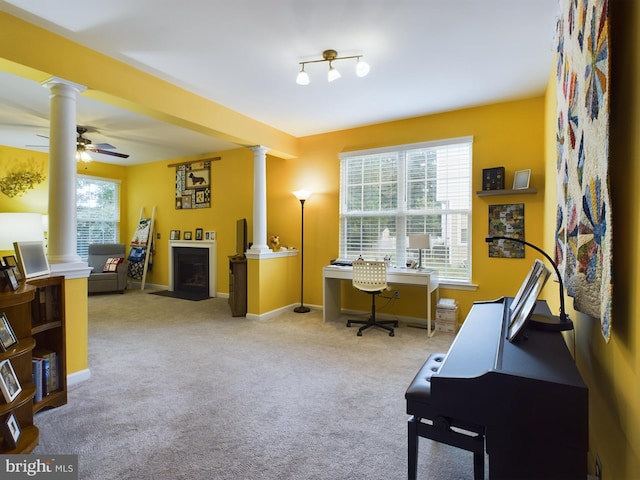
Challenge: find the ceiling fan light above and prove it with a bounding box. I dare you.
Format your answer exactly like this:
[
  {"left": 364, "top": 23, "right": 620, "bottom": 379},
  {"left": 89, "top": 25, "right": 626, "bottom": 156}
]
[
  {"left": 328, "top": 65, "right": 341, "bottom": 82},
  {"left": 356, "top": 60, "right": 370, "bottom": 77},
  {"left": 76, "top": 149, "right": 92, "bottom": 163},
  {"left": 296, "top": 69, "right": 310, "bottom": 85}
]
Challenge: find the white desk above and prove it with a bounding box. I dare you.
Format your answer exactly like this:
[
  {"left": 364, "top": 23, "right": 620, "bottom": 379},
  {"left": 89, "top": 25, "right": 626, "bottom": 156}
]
[{"left": 322, "top": 265, "right": 440, "bottom": 336}]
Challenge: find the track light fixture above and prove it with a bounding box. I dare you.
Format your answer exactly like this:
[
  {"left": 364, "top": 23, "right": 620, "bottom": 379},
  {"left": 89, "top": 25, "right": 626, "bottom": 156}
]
[{"left": 296, "top": 49, "right": 370, "bottom": 85}]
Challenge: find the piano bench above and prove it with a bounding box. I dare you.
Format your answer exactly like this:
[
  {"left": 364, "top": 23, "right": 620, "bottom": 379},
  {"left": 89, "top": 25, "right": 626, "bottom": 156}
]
[{"left": 406, "top": 353, "right": 485, "bottom": 480}]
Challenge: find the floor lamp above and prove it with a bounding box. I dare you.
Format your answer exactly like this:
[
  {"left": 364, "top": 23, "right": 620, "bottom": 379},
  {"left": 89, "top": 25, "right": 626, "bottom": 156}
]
[{"left": 293, "top": 189, "right": 312, "bottom": 313}]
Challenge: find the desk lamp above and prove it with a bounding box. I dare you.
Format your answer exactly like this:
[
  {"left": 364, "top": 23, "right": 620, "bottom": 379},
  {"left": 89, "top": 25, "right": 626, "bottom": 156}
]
[
  {"left": 409, "top": 234, "right": 431, "bottom": 270},
  {"left": 485, "top": 235, "right": 573, "bottom": 332}
]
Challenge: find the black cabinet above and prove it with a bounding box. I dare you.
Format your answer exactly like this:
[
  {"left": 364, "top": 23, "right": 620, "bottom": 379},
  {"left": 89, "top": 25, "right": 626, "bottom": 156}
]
[{"left": 228, "top": 256, "right": 247, "bottom": 317}]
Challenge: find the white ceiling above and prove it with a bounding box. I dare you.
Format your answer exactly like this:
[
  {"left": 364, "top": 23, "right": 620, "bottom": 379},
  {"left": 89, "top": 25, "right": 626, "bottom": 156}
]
[{"left": 0, "top": 0, "right": 560, "bottom": 165}]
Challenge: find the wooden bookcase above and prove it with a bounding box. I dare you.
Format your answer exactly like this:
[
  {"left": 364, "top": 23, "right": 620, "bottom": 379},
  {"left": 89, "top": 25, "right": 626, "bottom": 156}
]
[
  {"left": 27, "top": 275, "right": 67, "bottom": 414},
  {"left": 0, "top": 283, "right": 39, "bottom": 453}
]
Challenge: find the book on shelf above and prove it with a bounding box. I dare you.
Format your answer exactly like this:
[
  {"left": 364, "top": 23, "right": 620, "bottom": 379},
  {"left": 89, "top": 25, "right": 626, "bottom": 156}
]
[
  {"left": 32, "top": 358, "right": 43, "bottom": 403},
  {"left": 33, "top": 349, "right": 58, "bottom": 396}
]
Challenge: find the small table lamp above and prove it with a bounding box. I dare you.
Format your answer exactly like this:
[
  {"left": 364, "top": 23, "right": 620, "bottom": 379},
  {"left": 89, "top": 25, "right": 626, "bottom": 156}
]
[{"left": 409, "top": 234, "right": 431, "bottom": 269}]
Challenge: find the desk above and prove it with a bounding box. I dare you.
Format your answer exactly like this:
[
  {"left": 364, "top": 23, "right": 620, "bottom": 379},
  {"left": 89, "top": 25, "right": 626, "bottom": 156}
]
[{"left": 323, "top": 265, "right": 440, "bottom": 336}]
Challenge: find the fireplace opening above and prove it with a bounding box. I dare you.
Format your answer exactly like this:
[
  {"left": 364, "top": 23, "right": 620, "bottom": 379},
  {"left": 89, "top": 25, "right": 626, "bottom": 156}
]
[{"left": 173, "top": 247, "right": 209, "bottom": 295}]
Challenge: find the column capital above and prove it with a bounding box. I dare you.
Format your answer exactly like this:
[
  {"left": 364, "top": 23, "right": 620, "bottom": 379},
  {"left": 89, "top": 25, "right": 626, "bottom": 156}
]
[
  {"left": 248, "top": 145, "right": 271, "bottom": 156},
  {"left": 41, "top": 76, "right": 87, "bottom": 95}
]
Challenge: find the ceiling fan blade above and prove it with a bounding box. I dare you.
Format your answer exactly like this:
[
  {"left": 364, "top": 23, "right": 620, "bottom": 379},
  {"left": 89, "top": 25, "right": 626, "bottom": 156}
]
[
  {"left": 92, "top": 143, "right": 116, "bottom": 150},
  {"left": 92, "top": 148, "right": 130, "bottom": 159}
]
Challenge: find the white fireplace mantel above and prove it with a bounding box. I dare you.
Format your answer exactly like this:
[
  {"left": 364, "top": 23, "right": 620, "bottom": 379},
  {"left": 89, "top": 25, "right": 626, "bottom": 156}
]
[{"left": 168, "top": 240, "right": 217, "bottom": 297}]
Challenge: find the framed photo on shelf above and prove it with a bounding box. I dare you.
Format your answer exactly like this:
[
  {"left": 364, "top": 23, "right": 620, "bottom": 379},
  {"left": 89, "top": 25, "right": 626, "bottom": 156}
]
[
  {"left": 195, "top": 228, "right": 203, "bottom": 241},
  {"left": 1, "top": 412, "right": 21, "bottom": 450},
  {"left": 482, "top": 166, "right": 505, "bottom": 191},
  {"left": 2, "top": 267, "right": 19, "bottom": 292},
  {"left": 2, "top": 256, "right": 21, "bottom": 281},
  {"left": 513, "top": 169, "right": 531, "bottom": 190},
  {"left": 170, "top": 230, "right": 181, "bottom": 240},
  {"left": 13, "top": 241, "right": 49, "bottom": 279},
  {"left": 184, "top": 231, "right": 192, "bottom": 240},
  {"left": 0, "top": 359, "right": 21, "bottom": 403},
  {"left": 0, "top": 313, "right": 18, "bottom": 352}
]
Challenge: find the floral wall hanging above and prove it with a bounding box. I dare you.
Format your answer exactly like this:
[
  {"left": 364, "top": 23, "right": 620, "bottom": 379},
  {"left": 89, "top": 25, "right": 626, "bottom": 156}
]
[{"left": 555, "top": 0, "right": 612, "bottom": 341}]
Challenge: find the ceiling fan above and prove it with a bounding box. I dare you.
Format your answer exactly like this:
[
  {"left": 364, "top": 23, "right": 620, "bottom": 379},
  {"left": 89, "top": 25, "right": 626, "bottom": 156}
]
[
  {"left": 27, "top": 126, "right": 130, "bottom": 160},
  {"left": 76, "top": 126, "right": 129, "bottom": 159}
]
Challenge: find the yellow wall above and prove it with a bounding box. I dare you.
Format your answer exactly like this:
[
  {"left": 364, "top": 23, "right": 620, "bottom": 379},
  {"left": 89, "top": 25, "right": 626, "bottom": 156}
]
[
  {"left": 547, "top": 1, "right": 640, "bottom": 477},
  {"left": 7, "top": 6, "right": 640, "bottom": 477},
  {"left": 275, "top": 98, "right": 546, "bottom": 319},
  {"left": 64, "top": 278, "right": 88, "bottom": 373}
]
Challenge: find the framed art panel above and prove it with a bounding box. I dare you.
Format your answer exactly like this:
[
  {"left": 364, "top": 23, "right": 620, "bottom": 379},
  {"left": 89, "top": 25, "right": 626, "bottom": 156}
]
[
  {"left": 488, "top": 204, "right": 525, "bottom": 258},
  {"left": 175, "top": 161, "right": 211, "bottom": 209}
]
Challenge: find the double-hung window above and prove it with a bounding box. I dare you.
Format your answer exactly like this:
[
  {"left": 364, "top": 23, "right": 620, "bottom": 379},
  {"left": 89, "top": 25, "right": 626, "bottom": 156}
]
[
  {"left": 339, "top": 136, "right": 472, "bottom": 283},
  {"left": 76, "top": 175, "right": 121, "bottom": 261}
]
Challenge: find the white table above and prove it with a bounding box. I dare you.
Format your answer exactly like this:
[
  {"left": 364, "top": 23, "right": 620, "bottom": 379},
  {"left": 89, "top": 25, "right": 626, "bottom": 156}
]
[{"left": 322, "top": 265, "right": 440, "bottom": 336}]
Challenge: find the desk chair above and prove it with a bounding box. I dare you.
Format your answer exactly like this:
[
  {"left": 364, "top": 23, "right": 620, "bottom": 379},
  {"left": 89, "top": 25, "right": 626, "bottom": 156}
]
[{"left": 346, "top": 260, "right": 398, "bottom": 337}]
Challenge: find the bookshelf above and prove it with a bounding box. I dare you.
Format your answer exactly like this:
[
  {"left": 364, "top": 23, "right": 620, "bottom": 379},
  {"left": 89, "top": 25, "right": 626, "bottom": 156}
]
[
  {"left": 0, "top": 283, "right": 39, "bottom": 453},
  {"left": 27, "top": 275, "right": 67, "bottom": 414}
]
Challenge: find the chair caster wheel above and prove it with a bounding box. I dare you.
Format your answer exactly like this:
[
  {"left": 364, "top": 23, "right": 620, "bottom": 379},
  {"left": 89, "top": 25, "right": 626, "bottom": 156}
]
[
  {"left": 347, "top": 321, "right": 351, "bottom": 327},
  {"left": 389, "top": 331, "right": 395, "bottom": 337},
  {"left": 357, "top": 331, "right": 362, "bottom": 336}
]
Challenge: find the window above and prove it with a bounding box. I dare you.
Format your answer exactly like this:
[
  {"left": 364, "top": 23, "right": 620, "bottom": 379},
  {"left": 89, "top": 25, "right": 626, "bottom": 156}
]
[
  {"left": 339, "top": 137, "right": 472, "bottom": 283},
  {"left": 76, "top": 175, "right": 120, "bottom": 260}
]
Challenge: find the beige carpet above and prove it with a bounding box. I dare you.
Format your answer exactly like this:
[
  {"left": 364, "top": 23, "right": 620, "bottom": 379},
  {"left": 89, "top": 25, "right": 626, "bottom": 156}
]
[{"left": 32, "top": 288, "right": 482, "bottom": 479}]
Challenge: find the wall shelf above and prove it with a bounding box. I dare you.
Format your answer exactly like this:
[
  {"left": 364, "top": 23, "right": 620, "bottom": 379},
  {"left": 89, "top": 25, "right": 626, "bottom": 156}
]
[{"left": 475, "top": 188, "right": 537, "bottom": 197}]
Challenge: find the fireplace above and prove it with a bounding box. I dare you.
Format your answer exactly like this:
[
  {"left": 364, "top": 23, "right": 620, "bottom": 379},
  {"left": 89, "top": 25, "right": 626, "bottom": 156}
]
[
  {"left": 173, "top": 247, "right": 208, "bottom": 294},
  {"left": 168, "top": 240, "right": 217, "bottom": 297}
]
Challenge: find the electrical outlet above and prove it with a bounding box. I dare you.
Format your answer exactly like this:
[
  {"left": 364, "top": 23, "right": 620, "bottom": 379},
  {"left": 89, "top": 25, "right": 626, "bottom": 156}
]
[
  {"left": 393, "top": 290, "right": 400, "bottom": 299},
  {"left": 595, "top": 455, "right": 602, "bottom": 480},
  {"left": 157, "top": 233, "right": 161, "bottom": 239}
]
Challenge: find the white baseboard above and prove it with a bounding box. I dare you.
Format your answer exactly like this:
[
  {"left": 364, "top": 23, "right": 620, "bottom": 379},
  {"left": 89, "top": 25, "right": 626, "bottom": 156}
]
[{"left": 67, "top": 369, "right": 91, "bottom": 387}]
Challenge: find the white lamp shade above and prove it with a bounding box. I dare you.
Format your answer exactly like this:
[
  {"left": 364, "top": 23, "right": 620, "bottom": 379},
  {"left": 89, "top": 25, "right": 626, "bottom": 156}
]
[
  {"left": 296, "top": 70, "right": 310, "bottom": 85},
  {"left": 0, "top": 213, "right": 45, "bottom": 250},
  {"left": 408, "top": 234, "right": 431, "bottom": 250},
  {"left": 292, "top": 189, "right": 312, "bottom": 201},
  {"left": 327, "top": 66, "right": 341, "bottom": 82},
  {"left": 356, "top": 60, "right": 370, "bottom": 77}
]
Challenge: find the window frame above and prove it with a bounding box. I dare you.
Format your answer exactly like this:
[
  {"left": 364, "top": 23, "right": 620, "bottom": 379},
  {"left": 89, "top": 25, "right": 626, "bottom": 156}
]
[
  {"left": 339, "top": 136, "right": 473, "bottom": 283},
  {"left": 76, "top": 174, "right": 121, "bottom": 261}
]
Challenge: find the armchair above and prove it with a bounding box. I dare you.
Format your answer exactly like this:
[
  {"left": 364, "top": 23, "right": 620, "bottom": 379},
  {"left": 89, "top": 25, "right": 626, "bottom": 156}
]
[{"left": 87, "top": 243, "right": 127, "bottom": 294}]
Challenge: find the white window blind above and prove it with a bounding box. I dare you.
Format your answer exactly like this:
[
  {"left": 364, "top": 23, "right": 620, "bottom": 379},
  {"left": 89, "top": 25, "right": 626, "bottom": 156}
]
[
  {"left": 339, "top": 137, "right": 472, "bottom": 282},
  {"left": 76, "top": 175, "right": 120, "bottom": 260}
]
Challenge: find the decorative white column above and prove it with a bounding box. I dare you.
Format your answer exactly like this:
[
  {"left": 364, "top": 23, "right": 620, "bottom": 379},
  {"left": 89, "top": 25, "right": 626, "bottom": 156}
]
[
  {"left": 41, "top": 77, "right": 89, "bottom": 274},
  {"left": 247, "top": 145, "right": 271, "bottom": 254}
]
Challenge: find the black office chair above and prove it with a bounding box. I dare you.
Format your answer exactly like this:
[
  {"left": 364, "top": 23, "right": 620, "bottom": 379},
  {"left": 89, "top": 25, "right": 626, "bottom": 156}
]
[{"left": 346, "top": 260, "right": 398, "bottom": 336}]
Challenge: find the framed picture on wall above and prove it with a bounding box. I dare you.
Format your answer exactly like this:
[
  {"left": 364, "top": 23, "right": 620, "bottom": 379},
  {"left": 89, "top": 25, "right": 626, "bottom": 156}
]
[
  {"left": 195, "top": 228, "right": 203, "bottom": 240},
  {"left": 184, "top": 231, "right": 192, "bottom": 240},
  {"left": 170, "top": 230, "right": 181, "bottom": 240}
]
